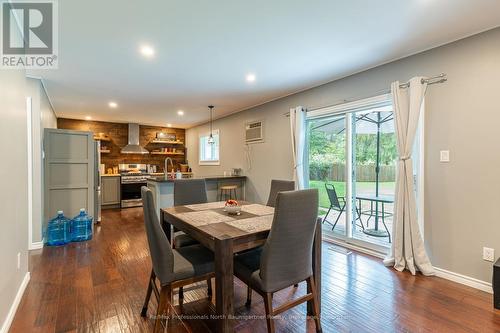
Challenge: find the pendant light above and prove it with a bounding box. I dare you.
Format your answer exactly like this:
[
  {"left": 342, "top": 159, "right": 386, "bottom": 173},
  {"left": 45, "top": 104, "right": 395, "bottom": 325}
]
[{"left": 208, "top": 105, "right": 215, "bottom": 144}]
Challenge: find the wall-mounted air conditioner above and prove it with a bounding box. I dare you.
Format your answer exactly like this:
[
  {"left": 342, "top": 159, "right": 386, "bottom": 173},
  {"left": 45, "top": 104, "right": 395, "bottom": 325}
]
[{"left": 245, "top": 120, "right": 263, "bottom": 144}]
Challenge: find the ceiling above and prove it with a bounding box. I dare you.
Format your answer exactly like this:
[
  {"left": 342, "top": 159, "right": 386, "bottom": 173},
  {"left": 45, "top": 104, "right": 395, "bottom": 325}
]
[{"left": 29, "top": 0, "right": 500, "bottom": 128}]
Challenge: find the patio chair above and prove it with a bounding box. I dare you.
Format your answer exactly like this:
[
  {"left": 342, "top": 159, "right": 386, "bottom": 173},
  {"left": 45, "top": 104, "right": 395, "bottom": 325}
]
[{"left": 323, "top": 183, "right": 364, "bottom": 231}]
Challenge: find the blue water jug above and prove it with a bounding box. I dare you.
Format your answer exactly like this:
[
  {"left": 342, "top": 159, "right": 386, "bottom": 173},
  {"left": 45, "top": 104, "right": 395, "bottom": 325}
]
[
  {"left": 71, "top": 208, "right": 93, "bottom": 242},
  {"left": 46, "top": 211, "right": 71, "bottom": 246}
]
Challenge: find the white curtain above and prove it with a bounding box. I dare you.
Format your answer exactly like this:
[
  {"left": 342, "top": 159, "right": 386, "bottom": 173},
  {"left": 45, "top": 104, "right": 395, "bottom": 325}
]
[
  {"left": 383, "top": 77, "right": 434, "bottom": 276},
  {"left": 290, "top": 106, "right": 306, "bottom": 189}
]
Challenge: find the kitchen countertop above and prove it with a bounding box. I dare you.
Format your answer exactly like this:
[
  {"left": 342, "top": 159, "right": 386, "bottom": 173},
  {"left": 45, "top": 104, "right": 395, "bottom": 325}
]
[
  {"left": 101, "top": 173, "right": 192, "bottom": 178},
  {"left": 149, "top": 172, "right": 193, "bottom": 176},
  {"left": 147, "top": 175, "right": 246, "bottom": 183}
]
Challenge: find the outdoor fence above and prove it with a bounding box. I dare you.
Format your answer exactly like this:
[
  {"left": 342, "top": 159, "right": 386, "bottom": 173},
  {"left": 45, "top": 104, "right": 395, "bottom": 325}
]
[{"left": 310, "top": 163, "right": 396, "bottom": 182}]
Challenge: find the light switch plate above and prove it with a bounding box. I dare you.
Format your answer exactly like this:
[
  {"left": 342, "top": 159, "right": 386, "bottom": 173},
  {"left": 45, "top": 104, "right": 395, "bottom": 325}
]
[{"left": 440, "top": 150, "right": 450, "bottom": 162}]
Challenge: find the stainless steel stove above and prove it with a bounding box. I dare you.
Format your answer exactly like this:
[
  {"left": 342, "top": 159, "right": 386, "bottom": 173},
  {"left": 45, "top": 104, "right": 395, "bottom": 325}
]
[{"left": 119, "top": 164, "right": 150, "bottom": 208}]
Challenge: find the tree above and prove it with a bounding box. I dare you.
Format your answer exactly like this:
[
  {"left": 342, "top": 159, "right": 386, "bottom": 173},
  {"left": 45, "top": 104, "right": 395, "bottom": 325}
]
[{"left": 309, "top": 131, "right": 397, "bottom": 166}]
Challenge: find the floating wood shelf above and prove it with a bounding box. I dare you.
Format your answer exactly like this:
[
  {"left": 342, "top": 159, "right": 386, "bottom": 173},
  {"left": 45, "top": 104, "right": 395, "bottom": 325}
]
[
  {"left": 150, "top": 140, "right": 184, "bottom": 145},
  {"left": 150, "top": 152, "right": 185, "bottom": 155},
  {"left": 94, "top": 137, "right": 111, "bottom": 142},
  {"left": 100, "top": 150, "right": 111, "bottom": 153}
]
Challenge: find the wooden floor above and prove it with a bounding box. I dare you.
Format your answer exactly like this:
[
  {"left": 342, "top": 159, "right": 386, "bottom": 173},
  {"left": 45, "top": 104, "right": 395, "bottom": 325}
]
[{"left": 10, "top": 207, "right": 500, "bottom": 333}]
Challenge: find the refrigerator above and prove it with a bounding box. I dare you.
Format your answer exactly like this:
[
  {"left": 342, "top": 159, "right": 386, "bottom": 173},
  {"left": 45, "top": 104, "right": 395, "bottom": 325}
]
[{"left": 94, "top": 140, "right": 102, "bottom": 222}]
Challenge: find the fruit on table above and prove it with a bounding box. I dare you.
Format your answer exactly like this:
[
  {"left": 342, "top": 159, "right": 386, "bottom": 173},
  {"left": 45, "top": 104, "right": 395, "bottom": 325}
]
[{"left": 225, "top": 199, "right": 239, "bottom": 206}]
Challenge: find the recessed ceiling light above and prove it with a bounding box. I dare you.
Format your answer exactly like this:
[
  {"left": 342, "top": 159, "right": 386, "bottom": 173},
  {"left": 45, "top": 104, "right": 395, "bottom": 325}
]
[
  {"left": 139, "top": 45, "right": 155, "bottom": 58},
  {"left": 167, "top": 123, "right": 172, "bottom": 128},
  {"left": 108, "top": 101, "right": 118, "bottom": 108},
  {"left": 177, "top": 110, "right": 184, "bottom": 116},
  {"left": 85, "top": 116, "right": 92, "bottom": 120},
  {"left": 246, "top": 73, "right": 256, "bottom": 83}
]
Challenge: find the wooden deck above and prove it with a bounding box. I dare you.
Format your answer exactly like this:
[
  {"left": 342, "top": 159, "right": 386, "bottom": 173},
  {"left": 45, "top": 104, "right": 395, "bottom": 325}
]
[{"left": 9, "top": 207, "right": 499, "bottom": 332}]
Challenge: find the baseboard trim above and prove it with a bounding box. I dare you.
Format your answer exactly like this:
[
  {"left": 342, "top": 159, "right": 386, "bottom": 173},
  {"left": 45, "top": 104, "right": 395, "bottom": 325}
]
[
  {"left": 434, "top": 266, "right": 493, "bottom": 294},
  {"left": 0, "top": 272, "right": 30, "bottom": 333},
  {"left": 29, "top": 241, "right": 43, "bottom": 250}
]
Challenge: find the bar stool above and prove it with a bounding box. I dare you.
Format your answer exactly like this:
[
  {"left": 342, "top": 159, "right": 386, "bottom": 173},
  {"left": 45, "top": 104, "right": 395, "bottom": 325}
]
[{"left": 219, "top": 185, "right": 238, "bottom": 201}]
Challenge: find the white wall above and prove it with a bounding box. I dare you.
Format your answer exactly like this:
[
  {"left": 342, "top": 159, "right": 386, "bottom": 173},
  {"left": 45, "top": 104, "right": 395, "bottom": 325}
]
[
  {"left": 27, "top": 78, "right": 57, "bottom": 246},
  {"left": 0, "top": 68, "right": 30, "bottom": 331},
  {"left": 187, "top": 27, "right": 500, "bottom": 284}
]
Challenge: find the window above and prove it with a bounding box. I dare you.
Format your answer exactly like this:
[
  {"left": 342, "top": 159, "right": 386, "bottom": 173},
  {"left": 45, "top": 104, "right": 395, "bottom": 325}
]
[{"left": 199, "top": 129, "right": 220, "bottom": 165}]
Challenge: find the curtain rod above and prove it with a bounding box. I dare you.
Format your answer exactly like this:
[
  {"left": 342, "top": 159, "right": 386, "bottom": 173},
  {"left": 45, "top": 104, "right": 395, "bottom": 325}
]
[
  {"left": 399, "top": 73, "right": 447, "bottom": 89},
  {"left": 284, "top": 73, "right": 447, "bottom": 116}
]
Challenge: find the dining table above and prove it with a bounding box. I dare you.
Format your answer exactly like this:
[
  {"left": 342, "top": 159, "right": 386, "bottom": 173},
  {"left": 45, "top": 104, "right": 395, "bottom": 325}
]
[{"left": 161, "top": 201, "right": 322, "bottom": 333}]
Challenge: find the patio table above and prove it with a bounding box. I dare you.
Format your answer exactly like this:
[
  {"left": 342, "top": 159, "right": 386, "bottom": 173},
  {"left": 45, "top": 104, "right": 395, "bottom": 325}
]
[{"left": 356, "top": 194, "right": 394, "bottom": 242}]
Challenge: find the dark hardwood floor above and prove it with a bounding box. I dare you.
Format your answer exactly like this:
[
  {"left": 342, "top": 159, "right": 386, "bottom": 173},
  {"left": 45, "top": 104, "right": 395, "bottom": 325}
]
[{"left": 10, "top": 208, "right": 500, "bottom": 332}]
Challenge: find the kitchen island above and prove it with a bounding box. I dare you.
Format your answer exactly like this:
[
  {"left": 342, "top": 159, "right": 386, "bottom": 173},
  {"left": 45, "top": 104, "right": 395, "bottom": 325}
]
[{"left": 147, "top": 175, "right": 246, "bottom": 218}]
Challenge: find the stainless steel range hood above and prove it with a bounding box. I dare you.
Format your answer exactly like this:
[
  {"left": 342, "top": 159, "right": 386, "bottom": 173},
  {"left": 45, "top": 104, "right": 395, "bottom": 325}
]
[{"left": 120, "top": 123, "right": 149, "bottom": 154}]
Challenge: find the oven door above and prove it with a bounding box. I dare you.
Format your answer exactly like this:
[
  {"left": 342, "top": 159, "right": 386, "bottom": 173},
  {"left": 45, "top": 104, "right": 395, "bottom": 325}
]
[{"left": 121, "top": 182, "right": 146, "bottom": 208}]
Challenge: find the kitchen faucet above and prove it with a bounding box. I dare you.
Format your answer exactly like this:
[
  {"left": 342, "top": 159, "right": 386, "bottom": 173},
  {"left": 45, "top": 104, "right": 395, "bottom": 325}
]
[{"left": 164, "top": 157, "right": 174, "bottom": 177}]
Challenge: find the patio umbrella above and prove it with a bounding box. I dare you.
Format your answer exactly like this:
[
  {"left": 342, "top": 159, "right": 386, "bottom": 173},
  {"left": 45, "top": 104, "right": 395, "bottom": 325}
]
[{"left": 354, "top": 110, "right": 394, "bottom": 198}]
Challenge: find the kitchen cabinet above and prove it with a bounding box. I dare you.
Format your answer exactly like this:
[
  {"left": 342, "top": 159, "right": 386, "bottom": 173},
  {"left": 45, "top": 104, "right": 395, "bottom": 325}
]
[{"left": 102, "top": 175, "right": 120, "bottom": 207}]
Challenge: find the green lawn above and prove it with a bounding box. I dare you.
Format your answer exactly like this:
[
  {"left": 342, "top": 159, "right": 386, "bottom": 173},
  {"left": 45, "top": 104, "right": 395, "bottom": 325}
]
[{"left": 309, "top": 180, "right": 395, "bottom": 210}]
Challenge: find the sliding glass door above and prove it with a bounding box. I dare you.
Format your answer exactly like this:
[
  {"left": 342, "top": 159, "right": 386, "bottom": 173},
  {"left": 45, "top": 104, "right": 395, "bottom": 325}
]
[{"left": 307, "top": 95, "right": 401, "bottom": 252}]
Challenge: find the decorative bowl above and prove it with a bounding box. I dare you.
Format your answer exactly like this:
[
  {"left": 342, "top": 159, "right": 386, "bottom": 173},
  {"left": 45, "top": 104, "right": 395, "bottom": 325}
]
[
  {"left": 225, "top": 205, "right": 242, "bottom": 215},
  {"left": 224, "top": 200, "right": 241, "bottom": 215}
]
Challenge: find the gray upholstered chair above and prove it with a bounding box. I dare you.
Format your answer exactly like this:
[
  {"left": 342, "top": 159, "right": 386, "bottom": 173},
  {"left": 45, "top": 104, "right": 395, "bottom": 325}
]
[
  {"left": 234, "top": 189, "right": 322, "bottom": 333},
  {"left": 140, "top": 187, "right": 215, "bottom": 333},
  {"left": 172, "top": 179, "right": 208, "bottom": 248},
  {"left": 266, "top": 179, "right": 295, "bottom": 207},
  {"left": 172, "top": 179, "right": 212, "bottom": 301},
  {"left": 263, "top": 179, "right": 296, "bottom": 288}
]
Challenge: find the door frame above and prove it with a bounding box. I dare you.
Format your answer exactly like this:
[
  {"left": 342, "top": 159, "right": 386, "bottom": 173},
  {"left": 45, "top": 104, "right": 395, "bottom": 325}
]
[{"left": 27, "top": 97, "right": 34, "bottom": 249}]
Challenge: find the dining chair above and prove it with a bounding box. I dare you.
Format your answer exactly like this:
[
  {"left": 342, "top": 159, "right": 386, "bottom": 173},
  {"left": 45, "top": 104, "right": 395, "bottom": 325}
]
[
  {"left": 264, "top": 179, "right": 298, "bottom": 287},
  {"left": 140, "top": 187, "right": 215, "bottom": 333},
  {"left": 234, "top": 189, "right": 322, "bottom": 333},
  {"left": 172, "top": 179, "right": 212, "bottom": 300},
  {"left": 266, "top": 179, "right": 295, "bottom": 207},
  {"left": 172, "top": 179, "right": 208, "bottom": 248}
]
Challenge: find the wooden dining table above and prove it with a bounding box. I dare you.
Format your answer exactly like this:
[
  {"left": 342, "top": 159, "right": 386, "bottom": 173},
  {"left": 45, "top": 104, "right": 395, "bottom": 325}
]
[{"left": 161, "top": 201, "right": 322, "bottom": 333}]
